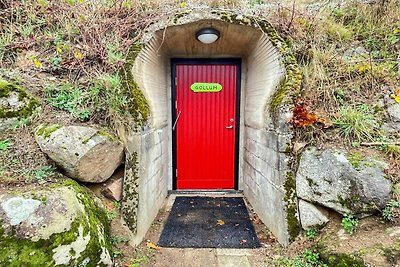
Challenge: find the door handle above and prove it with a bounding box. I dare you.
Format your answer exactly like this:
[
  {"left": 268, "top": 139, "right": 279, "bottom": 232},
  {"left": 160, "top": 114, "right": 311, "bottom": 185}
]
[
  {"left": 173, "top": 111, "right": 181, "bottom": 131},
  {"left": 226, "top": 125, "right": 233, "bottom": 129}
]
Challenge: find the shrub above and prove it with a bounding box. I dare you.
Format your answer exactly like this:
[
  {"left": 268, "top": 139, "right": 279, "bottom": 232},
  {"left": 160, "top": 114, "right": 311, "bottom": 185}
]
[{"left": 341, "top": 214, "right": 359, "bottom": 234}]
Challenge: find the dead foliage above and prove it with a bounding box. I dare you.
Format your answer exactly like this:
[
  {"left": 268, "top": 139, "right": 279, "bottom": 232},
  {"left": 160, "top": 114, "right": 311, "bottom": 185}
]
[{"left": 290, "top": 99, "right": 331, "bottom": 128}]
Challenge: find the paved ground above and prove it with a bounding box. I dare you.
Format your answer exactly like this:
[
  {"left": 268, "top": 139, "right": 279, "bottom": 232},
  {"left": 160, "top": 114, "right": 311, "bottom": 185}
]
[{"left": 142, "top": 194, "right": 280, "bottom": 267}]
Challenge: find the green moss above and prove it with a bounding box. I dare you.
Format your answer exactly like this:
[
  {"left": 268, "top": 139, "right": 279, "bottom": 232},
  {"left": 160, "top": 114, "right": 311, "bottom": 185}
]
[
  {"left": 173, "top": 10, "right": 191, "bottom": 24},
  {"left": 0, "top": 180, "right": 111, "bottom": 266},
  {"left": 120, "top": 43, "right": 150, "bottom": 131},
  {"left": 320, "top": 251, "right": 365, "bottom": 267},
  {"left": 306, "top": 177, "right": 315, "bottom": 187},
  {"left": 35, "top": 124, "right": 61, "bottom": 139},
  {"left": 283, "top": 171, "right": 300, "bottom": 241},
  {"left": 348, "top": 152, "right": 363, "bottom": 170},
  {"left": 121, "top": 152, "right": 140, "bottom": 233},
  {"left": 0, "top": 79, "right": 40, "bottom": 119},
  {"left": 211, "top": 12, "right": 302, "bottom": 110},
  {"left": 81, "top": 130, "right": 115, "bottom": 144},
  {"left": 96, "top": 130, "right": 116, "bottom": 141}
]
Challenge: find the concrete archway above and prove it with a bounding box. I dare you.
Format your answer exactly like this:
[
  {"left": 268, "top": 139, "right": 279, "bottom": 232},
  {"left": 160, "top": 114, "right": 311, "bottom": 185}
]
[{"left": 118, "top": 9, "right": 302, "bottom": 246}]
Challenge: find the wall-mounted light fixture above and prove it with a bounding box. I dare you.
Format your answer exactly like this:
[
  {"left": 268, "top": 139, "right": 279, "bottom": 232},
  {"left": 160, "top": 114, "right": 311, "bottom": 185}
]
[{"left": 196, "top": 28, "right": 220, "bottom": 44}]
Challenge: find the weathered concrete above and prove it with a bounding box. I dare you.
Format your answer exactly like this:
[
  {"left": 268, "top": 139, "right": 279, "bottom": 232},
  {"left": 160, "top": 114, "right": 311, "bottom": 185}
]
[{"left": 122, "top": 128, "right": 169, "bottom": 245}]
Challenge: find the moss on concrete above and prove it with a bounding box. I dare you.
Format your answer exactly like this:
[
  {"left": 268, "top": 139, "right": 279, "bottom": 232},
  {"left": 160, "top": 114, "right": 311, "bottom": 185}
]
[
  {"left": 283, "top": 171, "right": 301, "bottom": 241},
  {"left": 0, "top": 79, "right": 40, "bottom": 119},
  {"left": 121, "top": 151, "right": 140, "bottom": 234},
  {"left": 210, "top": 11, "right": 302, "bottom": 110},
  {"left": 120, "top": 43, "right": 150, "bottom": 131},
  {"left": 0, "top": 179, "right": 111, "bottom": 267}
]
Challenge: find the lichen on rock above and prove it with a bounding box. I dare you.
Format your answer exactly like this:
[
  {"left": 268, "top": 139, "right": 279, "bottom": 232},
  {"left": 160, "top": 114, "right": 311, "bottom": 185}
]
[
  {"left": 0, "top": 79, "right": 40, "bottom": 131},
  {"left": 0, "top": 179, "right": 112, "bottom": 267},
  {"left": 296, "top": 147, "right": 392, "bottom": 216}
]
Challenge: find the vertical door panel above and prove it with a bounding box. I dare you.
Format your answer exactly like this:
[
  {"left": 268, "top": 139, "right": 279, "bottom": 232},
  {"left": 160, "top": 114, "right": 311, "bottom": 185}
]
[{"left": 175, "top": 64, "right": 237, "bottom": 189}]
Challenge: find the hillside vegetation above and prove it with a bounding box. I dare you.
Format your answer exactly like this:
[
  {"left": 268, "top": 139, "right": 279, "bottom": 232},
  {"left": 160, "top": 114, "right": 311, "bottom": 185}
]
[{"left": 0, "top": 0, "right": 399, "bottom": 266}]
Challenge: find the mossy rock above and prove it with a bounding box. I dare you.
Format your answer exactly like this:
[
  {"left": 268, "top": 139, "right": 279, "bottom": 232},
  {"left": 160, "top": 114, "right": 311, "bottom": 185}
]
[
  {"left": 0, "top": 79, "right": 40, "bottom": 130},
  {"left": 35, "top": 125, "right": 124, "bottom": 183},
  {"left": 0, "top": 179, "right": 112, "bottom": 267},
  {"left": 320, "top": 251, "right": 365, "bottom": 267}
]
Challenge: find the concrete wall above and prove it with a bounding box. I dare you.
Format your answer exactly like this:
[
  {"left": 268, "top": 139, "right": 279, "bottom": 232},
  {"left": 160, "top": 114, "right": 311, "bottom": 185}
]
[
  {"left": 122, "top": 16, "right": 297, "bottom": 246},
  {"left": 122, "top": 37, "right": 171, "bottom": 245},
  {"left": 241, "top": 34, "right": 292, "bottom": 245}
]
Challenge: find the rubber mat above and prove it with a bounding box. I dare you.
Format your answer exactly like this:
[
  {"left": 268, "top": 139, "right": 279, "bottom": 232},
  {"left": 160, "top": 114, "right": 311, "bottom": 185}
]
[{"left": 158, "top": 197, "right": 260, "bottom": 248}]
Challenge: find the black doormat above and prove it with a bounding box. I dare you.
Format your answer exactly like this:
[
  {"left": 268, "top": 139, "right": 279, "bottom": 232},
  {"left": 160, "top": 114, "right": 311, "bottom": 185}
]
[{"left": 158, "top": 197, "right": 260, "bottom": 248}]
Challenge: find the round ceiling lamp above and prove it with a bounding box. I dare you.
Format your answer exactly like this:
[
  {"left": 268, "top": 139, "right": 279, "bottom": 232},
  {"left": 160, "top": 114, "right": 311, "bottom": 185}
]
[{"left": 196, "top": 28, "right": 220, "bottom": 44}]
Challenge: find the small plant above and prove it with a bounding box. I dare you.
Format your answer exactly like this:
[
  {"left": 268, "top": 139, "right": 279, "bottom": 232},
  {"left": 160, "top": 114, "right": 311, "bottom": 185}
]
[
  {"left": 111, "top": 235, "right": 130, "bottom": 244},
  {"left": 30, "top": 166, "right": 56, "bottom": 184},
  {"left": 341, "top": 214, "right": 359, "bottom": 234},
  {"left": 129, "top": 255, "right": 150, "bottom": 267},
  {"left": 10, "top": 117, "right": 31, "bottom": 130},
  {"left": 335, "top": 105, "right": 379, "bottom": 142},
  {"left": 275, "top": 248, "right": 328, "bottom": 267},
  {"left": 0, "top": 140, "right": 13, "bottom": 151},
  {"left": 106, "top": 210, "right": 118, "bottom": 221},
  {"left": 112, "top": 249, "right": 123, "bottom": 258},
  {"left": 113, "top": 201, "right": 122, "bottom": 209},
  {"left": 45, "top": 83, "right": 91, "bottom": 121},
  {"left": 382, "top": 200, "right": 400, "bottom": 222},
  {"left": 305, "top": 229, "right": 319, "bottom": 240}
]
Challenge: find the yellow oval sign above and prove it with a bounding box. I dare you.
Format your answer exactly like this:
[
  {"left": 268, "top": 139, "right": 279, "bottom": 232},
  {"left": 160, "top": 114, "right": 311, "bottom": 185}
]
[{"left": 190, "top": 83, "right": 222, "bottom": 92}]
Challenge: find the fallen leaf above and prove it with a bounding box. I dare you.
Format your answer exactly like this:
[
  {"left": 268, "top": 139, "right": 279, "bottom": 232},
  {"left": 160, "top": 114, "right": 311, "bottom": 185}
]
[
  {"left": 73, "top": 49, "right": 84, "bottom": 60},
  {"left": 391, "top": 88, "right": 400, "bottom": 103},
  {"left": 146, "top": 242, "right": 160, "bottom": 250},
  {"left": 251, "top": 215, "right": 261, "bottom": 224},
  {"left": 32, "top": 57, "right": 42, "bottom": 68},
  {"left": 106, "top": 202, "right": 114, "bottom": 211},
  {"left": 216, "top": 219, "right": 225, "bottom": 226},
  {"left": 293, "top": 141, "right": 307, "bottom": 155},
  {"left": 240, "top": 239, "right": 248, "bottom": 245},
  {"left": 289, "top": 99, "right": 331, "bottom": 128}
]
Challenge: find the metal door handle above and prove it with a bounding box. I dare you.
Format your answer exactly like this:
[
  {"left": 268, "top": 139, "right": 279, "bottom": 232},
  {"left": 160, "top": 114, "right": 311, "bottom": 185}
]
[
  {"left": 226, "top": 125, "right": 233, "bottom": 129},
  {"left": 173, "top": 111, "right": 181, "bottom": 131}
]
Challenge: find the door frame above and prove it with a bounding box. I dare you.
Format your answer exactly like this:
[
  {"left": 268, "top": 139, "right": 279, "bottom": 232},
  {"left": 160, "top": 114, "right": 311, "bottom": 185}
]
[{"left": 171, "top": 58, "right": 242, "bottom": 190}]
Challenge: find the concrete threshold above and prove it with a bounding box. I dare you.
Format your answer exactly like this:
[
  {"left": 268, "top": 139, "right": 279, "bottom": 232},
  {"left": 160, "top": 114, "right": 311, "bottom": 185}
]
[
  {"left": 163, "top": 191, "right": 244, "bottom": 211},
  {"left": 168, "top": 189, "right": 243, "bottom": 195}
]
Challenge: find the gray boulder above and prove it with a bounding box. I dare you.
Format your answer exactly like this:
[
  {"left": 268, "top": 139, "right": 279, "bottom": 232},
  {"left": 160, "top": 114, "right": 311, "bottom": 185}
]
[
  {"left": 0, "top": 180, "right": 112, "bottom": 266},
  {"left": 387, "top": 102, "right": 400, "bottom": 122},
  {"left": 298, "top": 199, "right": 329, "bottom": 230},
  {"left": 35, "top": 125, "right": 124, "bottom": 183},
  {"left": 296, "top": 147, "right": 392, "bottom": 216},
  {"left": 0, "top": 79, "right": 40, "bottom": 131}
]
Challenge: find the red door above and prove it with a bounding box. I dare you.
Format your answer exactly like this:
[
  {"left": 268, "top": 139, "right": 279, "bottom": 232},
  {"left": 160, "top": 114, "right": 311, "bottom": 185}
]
[{"left": 174, "top": 62, "right": 239, "bottom": 189}]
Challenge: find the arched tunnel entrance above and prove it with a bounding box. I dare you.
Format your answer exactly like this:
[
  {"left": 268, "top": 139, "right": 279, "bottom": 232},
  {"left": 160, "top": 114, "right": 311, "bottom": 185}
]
[{"left": 117, "top": 10, "right": 302, "bottom": 246}]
